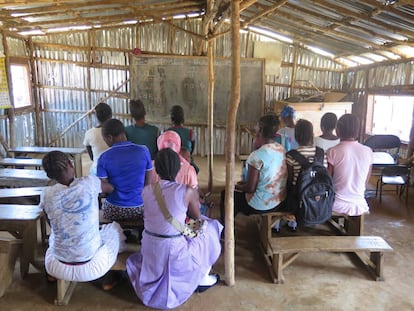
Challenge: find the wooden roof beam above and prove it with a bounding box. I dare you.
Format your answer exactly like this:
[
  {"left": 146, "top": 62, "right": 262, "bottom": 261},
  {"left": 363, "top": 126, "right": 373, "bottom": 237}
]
[
  {"left": 307, "top": 0, "right": 414, "bottom": 40},
  {"left": 283, "top": 3, "right": 414, "bottom": 47},
  {"left": 241, "top": 0, "right": 288, "bottom": 27}
]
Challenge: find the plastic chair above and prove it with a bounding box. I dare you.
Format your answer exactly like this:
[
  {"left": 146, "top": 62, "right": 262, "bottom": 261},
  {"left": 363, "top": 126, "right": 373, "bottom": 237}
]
[{"left": 376, "top": 165, "right": 411, "bottom": 204}]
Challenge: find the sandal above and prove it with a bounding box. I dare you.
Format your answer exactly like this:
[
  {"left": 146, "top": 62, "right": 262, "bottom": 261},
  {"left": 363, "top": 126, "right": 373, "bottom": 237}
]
[{"left": 101, "top": 271, "right": 123, "bottom": 291}]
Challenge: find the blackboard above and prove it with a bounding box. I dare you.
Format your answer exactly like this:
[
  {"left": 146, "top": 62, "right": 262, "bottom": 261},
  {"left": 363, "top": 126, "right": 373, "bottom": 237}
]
[{"left": 130, "top": 55, "right": 264, "bottom": 124}]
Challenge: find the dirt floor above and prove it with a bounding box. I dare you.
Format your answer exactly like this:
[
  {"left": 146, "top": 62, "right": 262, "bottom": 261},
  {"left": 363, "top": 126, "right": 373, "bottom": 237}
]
[{"left": 2, "top": 155, "right": 414, "bottom": 310}]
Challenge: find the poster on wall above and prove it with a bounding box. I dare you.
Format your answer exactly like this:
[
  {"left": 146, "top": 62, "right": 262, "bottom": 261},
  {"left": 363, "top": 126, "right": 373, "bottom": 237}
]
[{"left": 0, "top": 57, "right": 11, "bottom": 109}]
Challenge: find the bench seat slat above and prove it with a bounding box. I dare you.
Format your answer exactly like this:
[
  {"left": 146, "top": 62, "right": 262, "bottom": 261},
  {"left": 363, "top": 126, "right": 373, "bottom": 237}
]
[{"left": 270, "top": 236, "right": 393, "bottom": 254}]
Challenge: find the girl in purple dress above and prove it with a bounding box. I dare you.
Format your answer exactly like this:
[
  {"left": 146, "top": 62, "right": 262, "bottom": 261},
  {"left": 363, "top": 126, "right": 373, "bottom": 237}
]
[{"left": 126, "top": 148, "right": 223, "bottom": 309}]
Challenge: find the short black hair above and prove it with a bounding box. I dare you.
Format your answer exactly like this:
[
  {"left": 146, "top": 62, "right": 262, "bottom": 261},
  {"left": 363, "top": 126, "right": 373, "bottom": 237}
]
[
  {"left": 155, "top": 148, "right": 181, "bottom": 181},
  {"left": 129, "top": 99, "right": 146, "bottom": 121},
  {"left": 170, "top": 105, "right": 184, "bottom": 125},
  {"left": 336, "top": 114, "right": 360, "bottom": 140},
  {"left": 95, "top": 102, "right": 112, "bottom": 123},
  {"left": 295, "top": 119, "right": 314, "bottom": 146},
  {"left": 320, "top": 112, "right": 337, "bottom": 132},
  {"left": 102, "top": 118, "right": 125, "bottom": 137},
  {"left": 258, "top": 114, "right": 280, "bottom": 139},
  {"left": 42, "top": 151, "right": 69, "bottom": 180}
]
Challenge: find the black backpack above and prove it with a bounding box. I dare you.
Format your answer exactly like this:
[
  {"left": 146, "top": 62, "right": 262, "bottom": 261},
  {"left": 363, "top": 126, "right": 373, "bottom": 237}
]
[{"left": 287, "top": 147, "right": 335, "bottom": 226}]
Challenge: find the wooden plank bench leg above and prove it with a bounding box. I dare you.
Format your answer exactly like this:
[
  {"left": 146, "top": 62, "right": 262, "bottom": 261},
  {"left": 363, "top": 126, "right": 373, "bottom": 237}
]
[
  {"left": 0, "top": 238, "right": 22, "bottom": 298},
  {"left": 345, "top": 214, "right": 364, "bottom": 236},
  {"left": 55, "top": 279, "right": 77, "bottom": 306},
  {"left": 370, "top": 251, "right": 384, "bottom": 281}
]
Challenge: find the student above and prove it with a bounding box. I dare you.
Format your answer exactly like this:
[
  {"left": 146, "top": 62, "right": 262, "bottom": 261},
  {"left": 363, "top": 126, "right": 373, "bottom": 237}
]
[
  {"left": 83, "top": 102, "right": 112, "bottom": 175},
  {"left": 156, "top": 130, "right": 198, "bottom": 188},
  {"left": 327, "top": 114, "right": 373, "bottom": 216},
  {"left": 125, "top": 99, "right": 159, "bottom": 160},
  {"left": 252, "top": 113, "right": 291, "bottom": 152},
  {"left": 167, "top": 105, "right": 199, "bottom": 173},
  {"left": 278, "top": 105, "right": 298, "bottom": 149},
  {"left": 314, "top": 112, "right": 340, "bottom": 152},
  {"left": 127, "top": 148, "right": 222, "bottom": 309},
  {"left": 221, "top": 114, "right": 287, "bottom": 221},
  {"left": 40, "top": 151, "right": 126, "bottom": 284},
  {"left": 97, "top": 118, "right": 154, "bottom": 221},
  {"left": 285, "top": 119, "right": 327, "bottom": 229}
]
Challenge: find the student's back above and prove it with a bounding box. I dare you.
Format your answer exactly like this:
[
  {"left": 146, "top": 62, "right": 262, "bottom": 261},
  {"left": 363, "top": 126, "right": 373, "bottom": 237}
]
[
  {"left": 327, "top": 114, "right": 373, "bottom": 216},
  {"left": 125, "top": 99, "right": 159, "bottom": 160}
]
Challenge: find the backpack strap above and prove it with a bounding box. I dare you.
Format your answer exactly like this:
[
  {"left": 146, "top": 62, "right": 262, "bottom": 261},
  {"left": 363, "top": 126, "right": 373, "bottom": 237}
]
[{"left": 287, "top": 149, "right": 310, "bottom": 168}]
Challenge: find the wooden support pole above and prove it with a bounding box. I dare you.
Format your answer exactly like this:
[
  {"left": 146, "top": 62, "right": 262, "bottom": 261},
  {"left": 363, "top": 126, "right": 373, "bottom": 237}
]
[
  {"left": 207, "top": 39, "right": 214, "bottom": 192},
  {"left": 224, "top": 0, "right": 241, "bottom": 287},
  {"left": 28, "top": 37, "right": 43, "bottom": 146},
  {"left": 1, "top": 32, "right": 15, "bottom": 148}
]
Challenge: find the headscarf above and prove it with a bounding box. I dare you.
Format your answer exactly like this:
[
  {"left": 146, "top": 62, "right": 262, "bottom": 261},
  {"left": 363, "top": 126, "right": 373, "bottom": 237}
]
[
  {"left": 280, "top": 105, "right": 296, "bottom": 118},
  {"left": 157, "top": 130, "right": 181, "bottom": 154}
]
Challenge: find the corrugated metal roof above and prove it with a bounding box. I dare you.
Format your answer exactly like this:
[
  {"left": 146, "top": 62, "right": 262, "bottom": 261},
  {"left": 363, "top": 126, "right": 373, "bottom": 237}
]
[{"left": 0, "top": 0, "right": 413, "bottom": 66}]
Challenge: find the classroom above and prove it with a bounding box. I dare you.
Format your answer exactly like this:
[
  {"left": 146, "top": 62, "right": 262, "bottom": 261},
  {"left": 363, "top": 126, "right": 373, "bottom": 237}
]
[{"left": 0, "top": 1, "right": 414, "bottom": 310}]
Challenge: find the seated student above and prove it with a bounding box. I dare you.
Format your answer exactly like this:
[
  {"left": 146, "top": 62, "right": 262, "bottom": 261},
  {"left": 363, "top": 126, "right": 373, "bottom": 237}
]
[
  {"left": 327, "top": 114, "right": 373, "bottom": 216},
  {"left": 40, "top": 151, "right": 126, "bottom": 285},
  {"left": 220, "top": 114, "right": 287, "bottom": 221},
  {"left": 127, "top": 148, "right": 223, "bottom": 310},
  {"left": 156, "top": 130, "right": 198, "bottom": 188},
  {"left": 278, "top": 105, "right": 298, "bottom": 149},
  {"left": 97, "top": 118, "right": 154, "bottom": 221},
  {"left": 83, "top": 102, "right": 112, "bottom": 175},
  {"left": 167, "top": 105, "right": 199, "bottom": 173},
  {"left": 314, "top": 112, "right": 340, "bottom": 152},
  {"left": 252, "top": 113, "right": 291, "bottom": 152},
  {"left": 125, "top": 99, "right": 159, "bottom": 160},
  {"left": 285, "top": 119, "right": 327, "bottom": 229}
]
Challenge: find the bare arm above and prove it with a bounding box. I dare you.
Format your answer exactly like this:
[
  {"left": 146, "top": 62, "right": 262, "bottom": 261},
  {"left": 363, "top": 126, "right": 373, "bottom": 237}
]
[
  {"left": 235, "top": 164, "right": 259, "bottom": 193},
  {"left": 186, "top": 186, "right": 201, "bottom": 219},
  {"left": 100, "top": 178, "right": 114, "bottom": 194},
  {"left": 86, "top": 146, "right": 93, "bottom": 161},
  {"left": 145, "top": 169, "right": 154, "bottom": 186}
]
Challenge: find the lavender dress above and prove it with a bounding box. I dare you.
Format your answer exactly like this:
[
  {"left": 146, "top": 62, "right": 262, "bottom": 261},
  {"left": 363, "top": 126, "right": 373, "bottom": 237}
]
[{"left": 126, "top": 180, "right": 223, "bottom": 309}]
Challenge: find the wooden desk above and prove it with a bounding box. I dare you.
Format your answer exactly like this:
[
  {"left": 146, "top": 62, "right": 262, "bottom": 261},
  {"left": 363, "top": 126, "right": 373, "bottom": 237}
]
[
  {"left": 0, "top": 157, "right": 42, "bottom": 169},
  {"left": 0, "top": 168, "right": 50, "bottom": 187},
  {"left": 0, "top": 204, "right": 43, "bottom": 277},
  {"left": 9, "top": 147, "right": 85, "bottom": 177}
]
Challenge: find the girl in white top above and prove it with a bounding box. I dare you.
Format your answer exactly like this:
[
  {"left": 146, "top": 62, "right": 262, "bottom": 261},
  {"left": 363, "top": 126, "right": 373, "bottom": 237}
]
[
  {"left": 40, "top": 151, "right": 126, "bottom": 283},
  {"left": 314, "top": 112, "right": 340, "bottom": 152},
  {"left": 83, "top": 102, "right": 112, "bottom": 175}
]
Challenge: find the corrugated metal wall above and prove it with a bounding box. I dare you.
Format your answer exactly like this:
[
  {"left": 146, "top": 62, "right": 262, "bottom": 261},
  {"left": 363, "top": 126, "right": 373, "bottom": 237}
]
[{"left": 6, "top": 20, "right": 408, "bottom": 154}]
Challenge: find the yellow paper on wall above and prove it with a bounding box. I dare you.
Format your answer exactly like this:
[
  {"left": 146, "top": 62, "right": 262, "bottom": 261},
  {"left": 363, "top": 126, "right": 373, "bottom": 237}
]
[{"left": 0, "top": 57, "right": 11, "bottom": 109}]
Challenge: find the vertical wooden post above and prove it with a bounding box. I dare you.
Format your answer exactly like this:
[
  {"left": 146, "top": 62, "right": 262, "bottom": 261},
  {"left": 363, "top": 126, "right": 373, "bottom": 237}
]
[
  {"left": 86, "top": 31, "right": 93, "bottom": 129},
  {"left": 28, "top": 38, "right": 43, "bottom": 146},
  {"left": 224, "top": 0, "right": 241, "bottom": 286},
  {"left": 1, "top": 32, "right": 15, "bottom": 148},
  {"left": 290, "top": 44, "right": 298, "bottom": 97},
  {"left": 207, "top": 39, "right": 215, "bottom": 192}
]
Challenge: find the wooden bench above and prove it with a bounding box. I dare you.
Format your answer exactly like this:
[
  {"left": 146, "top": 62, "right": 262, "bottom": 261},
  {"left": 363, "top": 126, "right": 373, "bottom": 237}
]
[
  {"left": 328, "top": 212, "right": 365, "bottom": 236},
  {"left": 0, "top": 186, "right": 45, "bottom": 205},
  {"left": 0, "top": 205, "right": 43, "bottom": 277},
  {"left": 55, "top": 247, "right": 139, "bottom": 306},
  {"left": 257, "top": 211, "right": 296, "bottom": 256},
  {"left": 0, "top": 236, "right": 22, "bottom": 297},
  {"left": 264, "top": 236, "right": 393, "bottom": 284}
]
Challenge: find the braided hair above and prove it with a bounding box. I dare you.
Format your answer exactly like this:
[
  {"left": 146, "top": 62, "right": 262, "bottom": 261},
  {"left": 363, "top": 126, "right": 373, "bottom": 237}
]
[
  {"left": 42, "top": 151, "right": 70, "bottom": 180},
  {"left": 155, "top": 148, "right": 180, "bottom": 181},
  {"left": 258, "top": 114, "right": 280, "bottom": 139},
  {"left": 170, "top": 105, "right": 185, "bottom": 125}
]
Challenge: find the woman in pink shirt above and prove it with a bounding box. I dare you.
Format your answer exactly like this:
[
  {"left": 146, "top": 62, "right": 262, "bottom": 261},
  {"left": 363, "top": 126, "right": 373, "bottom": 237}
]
[{"left": 327, "top": 114, "right": 373, "bottom": 216}]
